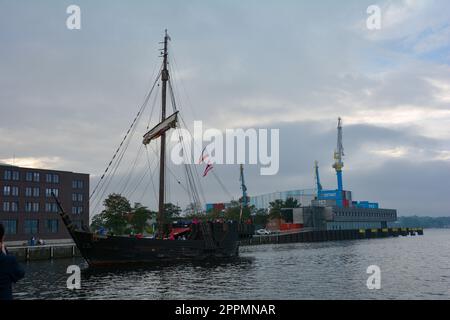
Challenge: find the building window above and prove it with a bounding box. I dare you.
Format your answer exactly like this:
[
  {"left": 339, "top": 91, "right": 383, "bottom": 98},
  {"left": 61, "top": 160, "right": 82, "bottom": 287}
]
[
  {"left": 71, "top": 206, "right": 83, "bottom": 214},
  {"left": 45, "top": 203, "right": 58, "bottom": 213},
  {"left": 72, "top": 193, "right": 83, "bottom": 202},
  {"left": 2, "top": 202, "right": 10, "bottom": 212},
  {"left": 0, "top": 220, "right": 17, "bottom": 235},
  {"left": 73, "top": 180, "right": 83, "bottom": 189},
  {"left": 26, "top": 187, "right": 40, "bottom": 197},
  {"left": 46, "top": 219, "right": 58, "bottom": 233},
  {"left": 46, "top": 173, "right": 60, "bottom": 184},
  {"left": 3, "top": 186, "right": 11, "bottom": 196},
  {"left": 45, "top": 188, "right": 59, "bottom": 197},
  {"left": 26, "top": 171, "right": 40, "bottom": 182},
  {"left": 3, "top": 170, "right": 12, "bottom": 180},
  {"left": 24, "top": 220, "right": 39, "bottom": 234},
  {"left": 11, "top": 202, "right": 18, "bottom": 212},
  {"left": 26, "top": 202, "right": 39, "bottom": 213},
  {"left": 12, "top": 171, "right": 19, "bottom": 181},
  {"left": 3, "top": 186, "right": 17, "bottom": 196}
]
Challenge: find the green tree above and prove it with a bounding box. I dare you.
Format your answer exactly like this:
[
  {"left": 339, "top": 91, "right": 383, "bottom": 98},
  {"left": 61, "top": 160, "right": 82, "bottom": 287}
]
[
  {"left": 268, "top": 199, "right": 284, "bottom": 219},
  {"left": 284, "top": 197, "right": 300, "bottom": 208},
  {"left": 268, "top": 197, "right": 300, "bottom": 219},
  {"left": 90, "top": 193, "right": 131, "bottom": 235},
  {"left": 164, "top": 203, "right": 182, "bottom": 220},
  {"left": 130, "top": 203, "right": 154, "bottom": 234},
  {"left": 90, "top": 213, "right": 105, "bottom": 231},
  {"left": 224, "top": 200, "right": 251, "bottom": 222}
]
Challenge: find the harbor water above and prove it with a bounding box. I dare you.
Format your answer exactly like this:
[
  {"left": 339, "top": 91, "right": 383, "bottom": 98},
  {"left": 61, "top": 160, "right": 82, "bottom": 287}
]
[{"left": 13, "top": 229, "right": 450, "bottom": 300}]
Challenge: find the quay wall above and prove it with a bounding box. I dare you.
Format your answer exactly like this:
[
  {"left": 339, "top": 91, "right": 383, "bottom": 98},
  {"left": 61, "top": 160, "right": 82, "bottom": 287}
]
[
  {"left": 7, "top": 228, "right": 424, "bottom": 262},
  {"left": 239, "top": 227, "right": 424, "bottom": 246},
  {"left": 8, "top": 244, "right": 81, "bottom": 262}
]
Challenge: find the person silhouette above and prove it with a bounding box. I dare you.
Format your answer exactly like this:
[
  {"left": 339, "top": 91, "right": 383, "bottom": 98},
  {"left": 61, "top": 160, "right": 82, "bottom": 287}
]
[{"left": 0, "top": 223, "right": 25, "bottom": 300}]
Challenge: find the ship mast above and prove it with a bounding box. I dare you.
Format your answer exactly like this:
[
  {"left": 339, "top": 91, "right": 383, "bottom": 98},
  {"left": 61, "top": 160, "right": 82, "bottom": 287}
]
[
  {"left": 158, "top": 30, "right": 170, "bottom": 236},
  {"left": 142, "top": 30, "right": 179, "bottom": 237}
]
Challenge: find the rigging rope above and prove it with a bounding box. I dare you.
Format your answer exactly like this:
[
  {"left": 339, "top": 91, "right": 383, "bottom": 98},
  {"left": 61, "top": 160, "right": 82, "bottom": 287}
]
[
  {"left": 90, "top": 68, "right": 162, "bottom": 201},
  {"left": 117, "top": 143, "right": 144, "bottom": 196},
  {"left": 90, "top": 68, "right": 162, "bottom": 214},
  {"left": 136, "top": 146, "right": 158, "bottom": 205},
  {"left": 167, "top": 52, "right": 235, "bottom": 204}
]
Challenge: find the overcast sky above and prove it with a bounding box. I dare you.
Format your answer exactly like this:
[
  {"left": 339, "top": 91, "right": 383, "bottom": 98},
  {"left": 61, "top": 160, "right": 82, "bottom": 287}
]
[{"left": 1, "top": 0, "right": 450, "bottom": 216}]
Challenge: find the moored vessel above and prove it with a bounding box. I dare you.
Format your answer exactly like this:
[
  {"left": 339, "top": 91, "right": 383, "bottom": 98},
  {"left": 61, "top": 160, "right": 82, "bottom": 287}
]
[{"left": 54, "top": 30, "right": 253, "bottom": 267}]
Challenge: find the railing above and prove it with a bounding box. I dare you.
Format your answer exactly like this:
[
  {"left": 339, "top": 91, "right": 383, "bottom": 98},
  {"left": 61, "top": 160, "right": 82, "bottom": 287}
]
[{"left": 7, "top": 243, "right": 80, "bottom": 262}]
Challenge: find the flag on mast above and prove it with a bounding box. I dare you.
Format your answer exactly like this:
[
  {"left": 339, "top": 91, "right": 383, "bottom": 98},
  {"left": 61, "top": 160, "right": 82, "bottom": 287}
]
[
  {"left": 203, "top": 163, "right": 213, "bottom": 177},
  {"left": 199, "top": 146, "right": 213, "bottom": 177}
]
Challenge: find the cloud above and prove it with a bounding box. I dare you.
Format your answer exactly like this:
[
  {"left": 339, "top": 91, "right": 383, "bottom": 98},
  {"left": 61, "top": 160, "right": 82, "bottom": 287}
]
[
  {"left": 0, "top": 157, "right": 68, "bottom": 169},
  {"left": 0, "top": 1, "right": 449, "bottom": 216},
  {"left": 371, "top": 146, "right": 409, "bottom": 158}
]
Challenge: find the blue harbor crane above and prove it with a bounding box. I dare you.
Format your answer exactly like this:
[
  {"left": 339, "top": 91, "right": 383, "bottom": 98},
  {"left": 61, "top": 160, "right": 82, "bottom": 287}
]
[
  {"left": 315, "top": 118, "right": 346, "bottom": 207},
  {"left": 314, "top": 117, "right": 382, "bottom": 210},
  {"left": 332, "top": 117, "right": 345, "bottom": 207}
]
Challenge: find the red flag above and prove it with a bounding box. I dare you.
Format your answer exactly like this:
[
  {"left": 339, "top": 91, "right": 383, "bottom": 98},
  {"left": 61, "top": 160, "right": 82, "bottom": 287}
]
[
  {"left": 203, "top": 163, "right": 213, "bottom": 177},
  {"left": 199, "top": 146, "right": 209, "bottom": 164}
]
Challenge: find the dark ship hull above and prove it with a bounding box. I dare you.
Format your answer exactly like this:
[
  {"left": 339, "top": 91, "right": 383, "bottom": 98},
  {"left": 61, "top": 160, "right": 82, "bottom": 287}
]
[
  {"left": 70, "top": 222, "right": 245, "bottom": 267},
  {"left": 54, "top": 198, "right": 254, "bottom": 267}
]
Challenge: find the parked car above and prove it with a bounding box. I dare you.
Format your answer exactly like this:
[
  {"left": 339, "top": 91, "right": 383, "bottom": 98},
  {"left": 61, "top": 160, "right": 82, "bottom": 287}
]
[{"left": 256, "top": 229, "right": 271, "bottom": 235}]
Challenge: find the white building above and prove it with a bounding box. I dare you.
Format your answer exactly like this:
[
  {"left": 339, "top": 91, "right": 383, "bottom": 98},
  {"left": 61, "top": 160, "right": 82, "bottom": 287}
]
[{"left": 249, "top": 189, "right": 315, "bottom": 210}]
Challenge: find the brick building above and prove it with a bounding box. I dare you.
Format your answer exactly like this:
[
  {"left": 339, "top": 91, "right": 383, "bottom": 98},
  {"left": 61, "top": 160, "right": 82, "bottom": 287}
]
[{"left": 0, "top": 164, "right": 89, "bottom": 245}]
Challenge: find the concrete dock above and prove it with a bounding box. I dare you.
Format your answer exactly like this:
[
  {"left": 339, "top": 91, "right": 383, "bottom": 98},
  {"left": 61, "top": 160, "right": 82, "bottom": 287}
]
[{"left": 239, "top": 227, "right": 424, "bottom": 246}]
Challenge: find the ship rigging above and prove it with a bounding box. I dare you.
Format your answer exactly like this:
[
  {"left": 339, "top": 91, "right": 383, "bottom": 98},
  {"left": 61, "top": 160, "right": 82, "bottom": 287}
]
[
  {"left": 53, "top": 31, "right": 253, "bottom": 267},
  {"left": 88, "top": 30, "right": 234, "bottom": 237}
]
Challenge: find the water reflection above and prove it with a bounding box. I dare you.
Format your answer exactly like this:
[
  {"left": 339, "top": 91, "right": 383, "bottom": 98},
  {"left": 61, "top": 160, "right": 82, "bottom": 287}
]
[{"left": 82, "top": 256, "right": 255, "bottom": 277}]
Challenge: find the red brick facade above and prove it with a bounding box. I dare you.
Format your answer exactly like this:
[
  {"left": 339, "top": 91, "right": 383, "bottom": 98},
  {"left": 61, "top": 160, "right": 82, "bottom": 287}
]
[{"left": 0, "top": 164, "right": 89, "bottom": 243}]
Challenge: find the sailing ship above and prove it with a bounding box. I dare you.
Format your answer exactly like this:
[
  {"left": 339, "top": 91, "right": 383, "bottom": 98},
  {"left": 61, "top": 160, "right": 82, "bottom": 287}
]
[{"left": 54, "top": 31, "right": 253, "bottom": 267}]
